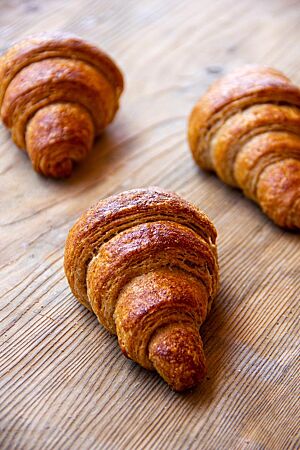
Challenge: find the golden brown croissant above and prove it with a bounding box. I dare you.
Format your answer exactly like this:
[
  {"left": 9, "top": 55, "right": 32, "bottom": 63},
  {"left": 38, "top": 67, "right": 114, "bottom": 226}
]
[
  {"left": 64, "top": 187, "right": 219, "bottom": 391},
  {"left": 0, "top": 33, "right": 124, "bottom": 177},
  {"left": 188, "top": 66, "right": 300, "bottom": 229}
]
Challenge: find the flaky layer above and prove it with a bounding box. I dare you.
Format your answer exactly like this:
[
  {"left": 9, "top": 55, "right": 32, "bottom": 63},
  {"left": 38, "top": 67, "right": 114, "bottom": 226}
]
[
  {"left": 64, "top": 187, "right": 217, "bottom": 309},
  {"left": 0, "top": 32, "right": 123, "bottom": 106},
  {"left": 115, "top": 269, "right": 208, "bottom": 372},
  {"left": 1, "top": 58, "right": 115, "bottom": 147},
  {"left": 87, "top": 221, "right": 218, "bottom": 333}
]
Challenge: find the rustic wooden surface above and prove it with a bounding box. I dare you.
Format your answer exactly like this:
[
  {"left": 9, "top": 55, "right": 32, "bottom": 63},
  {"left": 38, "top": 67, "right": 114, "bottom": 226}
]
[{"left": 0, "top": 1, "right": 299, "bottom": 449}]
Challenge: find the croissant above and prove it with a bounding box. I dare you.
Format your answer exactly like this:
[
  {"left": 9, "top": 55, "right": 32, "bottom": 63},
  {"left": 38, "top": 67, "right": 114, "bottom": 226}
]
[
  {"left": 64, "top": 187, "right": 219, "bottom": 391},
  {"left": 188, "top": 66, "right": 300, "bottom": 229},
  {"left": 0, "top": 33, "right": 124, "bottom": 177}
]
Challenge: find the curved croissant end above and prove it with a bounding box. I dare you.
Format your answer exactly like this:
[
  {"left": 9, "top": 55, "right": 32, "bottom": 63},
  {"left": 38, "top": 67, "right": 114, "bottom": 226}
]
[
  {"left": 64, "top": 187, "right": 219, "bottom": 391},
  {"left": 188, "top": 66, "right": 300, "bottom": 229},
  {"left": 0, "top": 33, "right": 124, "bottom": 178}
]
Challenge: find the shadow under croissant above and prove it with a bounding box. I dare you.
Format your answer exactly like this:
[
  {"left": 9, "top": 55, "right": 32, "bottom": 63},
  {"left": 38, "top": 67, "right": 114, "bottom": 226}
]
[
  {"left": 60, "top": 122, "right": 134, "bottom": 185},
  {"left": 195, "top": 165, "right": 300, "bottom": 235},
  {"left": 22, "top": 124, "right": 126, "bottom": 185},
  {"left": 66, "top": 132, "right": 121, "bottom": 181}
]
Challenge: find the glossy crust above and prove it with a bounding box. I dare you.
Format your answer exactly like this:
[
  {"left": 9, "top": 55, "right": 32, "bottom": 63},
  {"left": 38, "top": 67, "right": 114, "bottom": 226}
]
[
  {"left": 0, "top": 33, "right": 124, "bottom": 177},
  {"left": 64, "top": 187, "right": 219, "bottom": 391},
  {"left": 188, "top": 66, "right": 300, "bottom": 229}
]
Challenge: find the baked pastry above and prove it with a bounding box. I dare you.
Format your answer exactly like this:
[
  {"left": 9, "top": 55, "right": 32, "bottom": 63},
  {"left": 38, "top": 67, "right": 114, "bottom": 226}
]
[
  {"left": 64, "top": 187, "right": 219, "bottom": 391},
  {"left": 0, "top": 33, "right": 124, "bottom": 177},
  {"left": 188, "top": 66, "right": 300, "bottom": 229}
]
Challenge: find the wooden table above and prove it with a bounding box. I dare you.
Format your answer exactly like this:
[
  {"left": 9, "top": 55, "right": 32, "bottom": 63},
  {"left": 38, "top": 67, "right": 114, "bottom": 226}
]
[{"left": 1, "top": 1, "right": 299, "bottom": 449}]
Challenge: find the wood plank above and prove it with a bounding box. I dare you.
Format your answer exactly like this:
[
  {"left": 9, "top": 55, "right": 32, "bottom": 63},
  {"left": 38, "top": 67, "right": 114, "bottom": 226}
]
[{"left": 0, "top": 0, "right": 299, "bottom": 449}]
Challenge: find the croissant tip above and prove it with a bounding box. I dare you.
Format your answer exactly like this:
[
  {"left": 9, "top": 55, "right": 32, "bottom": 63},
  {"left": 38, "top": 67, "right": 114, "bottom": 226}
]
[
  {"left": 169, "top": 366, "right": 207, "bottom": 392},
  {"left": 149, "top": 323, "right": 207, "bottom": 392},
  {"left": 54, "top": 159, "right": 73, "bottom": 178},
  {"left": 40, "top": 158, "right": 73, "bottom": 178}
]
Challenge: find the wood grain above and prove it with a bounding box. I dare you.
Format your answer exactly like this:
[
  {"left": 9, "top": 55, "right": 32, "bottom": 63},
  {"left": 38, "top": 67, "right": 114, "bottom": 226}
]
[{"left": 0, "top": 0, "right": 299, "bottom": 449}]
